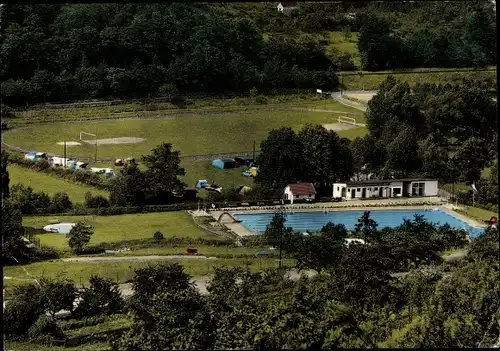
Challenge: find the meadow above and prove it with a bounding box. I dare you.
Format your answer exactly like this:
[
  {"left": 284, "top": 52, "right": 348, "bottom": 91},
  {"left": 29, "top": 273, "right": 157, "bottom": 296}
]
[
  {"left": 3, "top": 107, "right": 365, "bottom": 159},
  {"left": 339, "top": 69, "right": 496, "bottom": 90},
  {"left": 8, "top": 164, "right": 109, "bottom": 203},
  {"left": 3, "top": 258, "right": 295, "bottom": 287},
  {"left": 23, "top": 212, "right": 209, "bottom": 249}
]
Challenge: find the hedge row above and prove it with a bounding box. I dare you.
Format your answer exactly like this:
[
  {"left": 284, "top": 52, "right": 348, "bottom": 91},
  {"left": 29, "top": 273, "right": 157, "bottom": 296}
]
[
  {"left": 24, "top": 199, "right": 289, "bottom": 216},
  {"left": 8, "top": 154, "right": 110, "bottom": 191}
]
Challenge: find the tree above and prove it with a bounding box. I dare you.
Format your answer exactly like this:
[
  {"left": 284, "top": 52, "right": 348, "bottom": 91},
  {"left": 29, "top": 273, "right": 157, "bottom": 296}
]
[
  {"left": 141, "top": 143, "right": 186, "bottom": 204},
  {"left": 8, "top": 184, "right": 51, "bottom": 214},
  {"left": 73, "top": 275, "right": 125, "bottom": 318},
  {"left": 384, "top": 126, "right": 421, "bottom": 177},
  {"left": 117, "top": 263, "right": 216, "bottom": 350},
  {"left": 298, "top": 124, "right": 353, "bottom": 192},
  {"left": 1, "top": 199, "right": 29, "bottom": 264},
  {"left": 454, "top": 137, "right": 490, "bottom": 182},
  {"left": 420, "top": 138, "right": 452, "bottom": 181},
  {"left": 66, "top": 221, "right": 94, "bottom": 253},
  {"left": 357, "top": 13, "right": 402, "bottom": 70},
  {"left": 108, "top": 164, "right": 147, "bottom": 207},
  {"left": 3, "top": 283, "right": 44, "bottom": 341},
  {"left": 255, "top": 127, "right": 305, "bottom": 191},
  {"left": 354, "top": 211, "right": 378, "bottom": 244},
  {"left": 295, "top": 223, "right": 348, "bottom": 273},
  {"left": 263, "top": 211, "right": 297, "bottom": 253},
  {"left": 1, "top": 150, "right": 10, "bottom": 199},
  {"left": 342, "top": 25, "right": 352, "bottom": 41},
  {"left": 50, "top": 192, "right": 72, "bottom": 213},
  {"left": 38, "top": 277, "right": 77, "bottom": 319}
]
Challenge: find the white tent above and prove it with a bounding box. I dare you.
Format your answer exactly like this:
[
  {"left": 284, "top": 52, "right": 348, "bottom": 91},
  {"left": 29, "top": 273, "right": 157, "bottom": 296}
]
[{"left": 43, "top": 223, "right": 76, "bottom": 234}]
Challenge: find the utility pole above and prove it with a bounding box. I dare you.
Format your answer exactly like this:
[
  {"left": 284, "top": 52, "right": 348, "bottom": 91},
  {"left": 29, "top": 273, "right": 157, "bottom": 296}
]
[
  {"left": 252, "top": 140, "right": 256, "bottom": 163},
  {"left": 64, "top": 141, "right": 67, "bottom": 168},
  {"left": 278, "top": 198, "right": 287, "bottom": 269}
]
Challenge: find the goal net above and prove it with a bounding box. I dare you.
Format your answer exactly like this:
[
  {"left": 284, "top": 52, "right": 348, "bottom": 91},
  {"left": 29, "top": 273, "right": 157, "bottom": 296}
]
[
  {"left": 337, "top": 116, "right": 358, "bottom": 125},
  {"left": 80, "top": 131, "right": 97, "bottom": 144}
]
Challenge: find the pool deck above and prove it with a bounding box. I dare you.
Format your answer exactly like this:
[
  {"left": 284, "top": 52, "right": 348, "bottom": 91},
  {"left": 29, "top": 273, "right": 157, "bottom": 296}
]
[{"left": 208, "top": 197, "right": 486, "bottom": 237}]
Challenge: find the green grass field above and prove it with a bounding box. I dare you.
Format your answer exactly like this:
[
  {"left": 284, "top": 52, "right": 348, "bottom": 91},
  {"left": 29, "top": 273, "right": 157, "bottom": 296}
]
[
  {"left": 339, "top": 69, "right": 496, "bottom": 90},
  {"left": 455, "top": 205, "right": 497, "bottom": 223},
  {"left": 3, "top": 107, "right": 364, "bottom": 159},
  {"left": 326, "top": 31, "right": 361, "bottom": 67},
  {"left": 8, "top": 164, "right": 109, "bottom": 203},
  {"left": 181, "top": 159, "right": 255, "bottom": 190},
  {"left": 3, "top": 258, "right": 296, "bottom": 286},
  {"left": 23, "top": 212, "right": 209, "bottom": 249}
]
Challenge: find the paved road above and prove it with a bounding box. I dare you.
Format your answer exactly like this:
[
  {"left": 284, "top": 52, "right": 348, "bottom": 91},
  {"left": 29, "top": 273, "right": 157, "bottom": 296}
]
[{"left": 331, "top": 91, "right": 374, "bottom": 112}]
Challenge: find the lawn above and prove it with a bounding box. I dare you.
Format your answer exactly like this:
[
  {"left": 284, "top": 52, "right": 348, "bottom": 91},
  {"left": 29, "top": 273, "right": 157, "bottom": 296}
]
[
  {"left": 3, "top": 258, "right": 296, "bottom": 286},
  {"left": 8, "top": 164, "right": 109, "bottom": 203},
  {"left": 339, "top": 69, "right": 496, "bottom": 90},
  {"left": 327, "top": 31, "right": 360, "bottom": 67},
  {"left": 3, "top": 107, "right": 364, "bottom": 159},
  {"left": 455, "top": 205, "right": 497, "bottom": 223},
  {"left": 23, "top": 212, "right": 209, "bottom": 249},
  {"left": 181, "top": 159, "right": 255, "bottom": 190}
]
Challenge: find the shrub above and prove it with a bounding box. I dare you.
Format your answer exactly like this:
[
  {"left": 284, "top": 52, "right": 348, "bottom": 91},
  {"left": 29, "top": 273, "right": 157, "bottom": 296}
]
[
  {"left": 153, "top": 231, "right": 164, "bottom": 240},
  {"left": 66, "top": 222, "right": 94, "bottom": 253},
  {"left": 73, "top": 275, "right": 125, "bottom": 319},
  {"left": 3, "top": 283, "right": 44, "bottom": 341},
  {"left": 27, "top": 315, "right": 65, "bottom": 345},
  {"left": 51, "top": 192, "right": 73, "bottom": 213},
  {"left": 84, "top": 191, "right": 110, "bottom": 208}
]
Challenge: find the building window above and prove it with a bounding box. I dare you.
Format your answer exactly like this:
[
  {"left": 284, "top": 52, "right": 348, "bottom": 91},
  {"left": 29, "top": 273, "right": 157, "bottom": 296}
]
[
  {"left": 357, "top": 188, "right": 360, "bottom": 192},
  {"left": 411, "top": 182, "right": 425, "bottom": 196},
  {"left": 309, "top": 194, "right": 312, "bottom": 197},
  {"left": 374, "top": 187, "right": 378, "bottom": 191},
  {"left": 337, "top": 187, "right": 339, "bottom": 191}
]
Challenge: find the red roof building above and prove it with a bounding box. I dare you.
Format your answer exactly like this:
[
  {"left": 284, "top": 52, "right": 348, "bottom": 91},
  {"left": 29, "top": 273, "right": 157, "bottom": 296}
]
[{"left": 284, "top": 183, "right": 316, "bottom": 204}]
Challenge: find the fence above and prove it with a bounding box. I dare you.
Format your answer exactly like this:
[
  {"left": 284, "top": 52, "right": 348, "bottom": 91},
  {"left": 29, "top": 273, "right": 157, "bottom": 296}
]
[{"left": 12, "top": 89, "right": 316, "bottom": 111}]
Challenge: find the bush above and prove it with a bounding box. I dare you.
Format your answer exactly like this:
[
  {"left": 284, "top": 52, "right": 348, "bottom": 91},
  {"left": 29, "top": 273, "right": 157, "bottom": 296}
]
[
  {"left": 66, "top": 222, "right": 94, "bottom": 253},
  {"left": 3, "top": 283, "right": 44, "bottom": 341},
  {"left": 27, "top": 315, "right": 65, "bottom": 345},
  {"left": 153, "top": 231, "right": 164, "bottom": 240},
  {"left": 7, "top": 154, "right": 109, "bottom": 191},
  {"left": 51, "top": 192, "right": 73, "bottom": 213},
  {"left": 84, "top": 191, "right": 110, "bottom": 209},
  {"left": 27, "top": 245, "right": 60, "bottom": 261},
  {"left": 73, "top": 275, "right": 125, "bottom": 319}
]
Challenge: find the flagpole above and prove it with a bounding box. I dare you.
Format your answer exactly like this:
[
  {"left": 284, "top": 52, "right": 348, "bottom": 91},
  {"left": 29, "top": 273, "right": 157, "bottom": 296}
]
[{"left": 472, "top": 181, "right": 475, "bottom": 208}]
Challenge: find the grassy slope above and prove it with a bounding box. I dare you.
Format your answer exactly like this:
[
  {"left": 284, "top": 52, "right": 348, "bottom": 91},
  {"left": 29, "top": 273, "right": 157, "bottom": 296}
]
[
  {"left": 23, "top": 212, "right": 209, "bottom": 249},
  {"left": 3, "top": 258, "right": 295, "bottom": 286},
  {"left": 3, "top": 108, "right": 363, "bottom": 159},
  {"left": 8, "top": 164, "right": 109, "bottom": 203},
  {"left": 455, "top": 205, "right": 497, "bottom": 223}
]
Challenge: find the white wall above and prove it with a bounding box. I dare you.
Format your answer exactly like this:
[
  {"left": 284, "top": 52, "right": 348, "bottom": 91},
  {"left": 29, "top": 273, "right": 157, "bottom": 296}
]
[
  {"left": 333, "top": 183, "right": 346, "bottom": 198},
  {"left": 424, "top": 180, "right": 439, "bottom": 196}
]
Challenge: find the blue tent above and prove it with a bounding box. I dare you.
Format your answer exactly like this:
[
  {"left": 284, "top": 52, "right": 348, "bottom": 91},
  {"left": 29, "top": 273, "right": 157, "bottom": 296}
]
[
  {"left": 212, "top": 158, "right": 236, "bottom": 169},
  {"left": 195, "top": 180, "right": 209, "bottom": 189}
]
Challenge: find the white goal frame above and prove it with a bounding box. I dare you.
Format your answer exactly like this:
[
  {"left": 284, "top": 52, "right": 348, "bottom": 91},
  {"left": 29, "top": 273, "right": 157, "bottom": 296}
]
[
  {"left": 337, "top": 116, "right": 358, "bottom": 125},
  {"left": 80, "top": 132, "right": 97, "bottom": 143}
]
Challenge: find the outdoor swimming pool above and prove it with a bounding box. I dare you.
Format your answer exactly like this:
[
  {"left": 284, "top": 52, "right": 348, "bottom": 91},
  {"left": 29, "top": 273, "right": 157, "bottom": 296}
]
[{"left": 232, "top": 209, "right": 486, "bottom": 238}]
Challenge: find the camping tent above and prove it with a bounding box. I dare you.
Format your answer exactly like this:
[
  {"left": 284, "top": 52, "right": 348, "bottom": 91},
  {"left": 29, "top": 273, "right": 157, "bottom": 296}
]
[
  {"left": 43, "top": 223, "right": 76, "bottom": 234},
  {"left": 195, "top": 180, "right": 209, "bottom": 189},
  {"left": 234, "top": 156, "right": 254, "bottom": 167},
  {"left": 242, "top": 167, "right": 258, "bottom": 177},
  {"left": 24, "top": 152, "right": 38, "bottom": 161},
  {"left": 211, "top": 158, "right": 236, "bottom": 169},
  {"left": 237, "top": 185, "right": 252, "bottom": 195}
]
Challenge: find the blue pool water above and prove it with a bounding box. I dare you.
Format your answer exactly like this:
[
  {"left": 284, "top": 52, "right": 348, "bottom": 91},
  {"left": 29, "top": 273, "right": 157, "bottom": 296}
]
[{"left": 232, "top": 209, "right": 486, "bottom": 238}]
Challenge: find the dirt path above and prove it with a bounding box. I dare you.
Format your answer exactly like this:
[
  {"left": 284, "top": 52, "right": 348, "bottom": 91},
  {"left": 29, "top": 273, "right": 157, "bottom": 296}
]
[{"left": 331, "top": 91, "right": 373, "bottom": 112}]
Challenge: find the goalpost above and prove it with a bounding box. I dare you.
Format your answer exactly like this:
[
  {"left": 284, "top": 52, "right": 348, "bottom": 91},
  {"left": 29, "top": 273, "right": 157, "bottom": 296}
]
[
  {"left": 337, "top": 116, "right": 358, "bottom": 125},
  {"left": 79, "top": 131, "right": 98, "bottom": 161},
  {"left": 80, "top": 131, "right": 97, "bottom": 143}
]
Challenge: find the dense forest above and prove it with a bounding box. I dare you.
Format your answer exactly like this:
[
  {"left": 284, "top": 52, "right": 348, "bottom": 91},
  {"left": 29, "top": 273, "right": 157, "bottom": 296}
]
[{"left": 0, "top": 2, "right": 496, "bottom": 106}]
